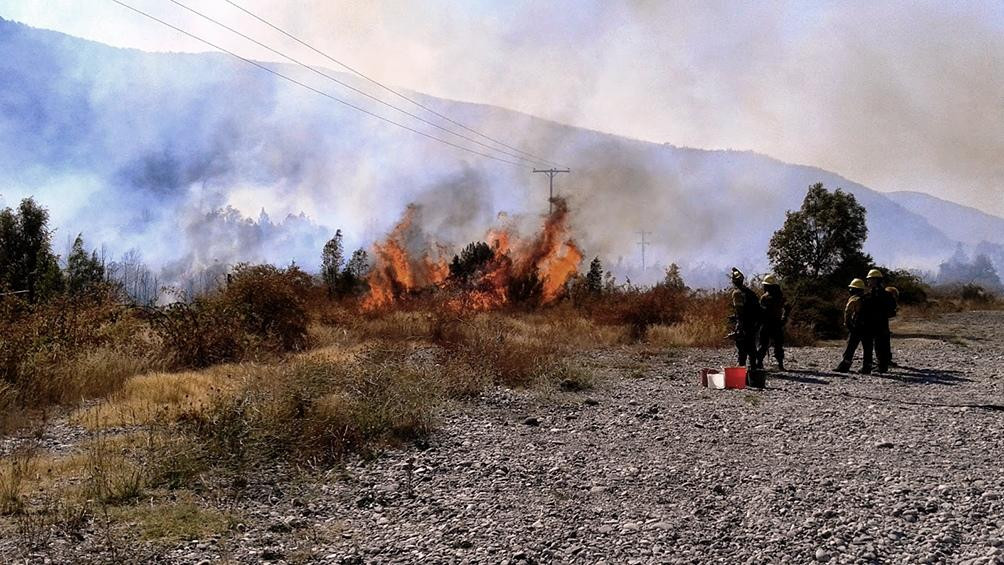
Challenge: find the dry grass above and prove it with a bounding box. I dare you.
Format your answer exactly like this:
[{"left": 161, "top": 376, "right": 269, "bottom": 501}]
[
  {"left": 175, "top": 350, "right": 441, "bottom": 463},
  {"left": 111, "top": 499, "right": 235, "bottom": 543},
  {"left": 0, "top": 447, "right": 36, "bottom": 515},
  {"left": 51, "top": 347, "right": 163, "bottom": 405},
  {"left": 73, "top": 368, "right": 235, "bottom": 430},
  {"left": 0, "top": 289, "right": 158, "bottom": 433}
]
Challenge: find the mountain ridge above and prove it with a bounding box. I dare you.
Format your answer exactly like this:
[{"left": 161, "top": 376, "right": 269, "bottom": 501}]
[{"left": 0, "top": 16, "right": 998, "bottom": 286}]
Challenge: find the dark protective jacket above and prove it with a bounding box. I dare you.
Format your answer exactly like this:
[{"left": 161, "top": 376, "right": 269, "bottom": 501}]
[
  {"left": 760, "top": 287, "right": 788, "bottom": 325},
  {"left": 864, "top": 287, "right": 896, "bottom": 333},
  {"left": 732, "top": 284, "right": 761, "bottom": 329}
]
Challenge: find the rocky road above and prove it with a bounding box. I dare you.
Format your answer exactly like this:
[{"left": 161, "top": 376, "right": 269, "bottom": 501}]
[
  {"left": 7, "top": 311, "right": 1004, "bottom": 564},
  {"left": 213, "top": 310, "right": 1004, "bottom": 564}
]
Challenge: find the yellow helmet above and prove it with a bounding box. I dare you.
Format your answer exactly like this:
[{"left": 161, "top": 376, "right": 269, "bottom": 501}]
[
  {"left": 762, "top": 274, "right": 779, "bottom": 286},
  {"left": 886, "top": 286, "right": 900, "bottom": 299},
  {"left": 867, "top": 268, "right": 884, "bottom": 279},
  {"left": 849, "top": 278, "right": 866, "bottom": 290},
  {"left": 731, "top": 268, "right": 745, "bottom": 283}
]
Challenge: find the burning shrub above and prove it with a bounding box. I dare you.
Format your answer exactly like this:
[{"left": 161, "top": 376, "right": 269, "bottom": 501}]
[
  {"left": 363, "top": 199, "right": 582, "bottom": 312},
  {"left": 448, "top": 241, "right": 495, "bottom": 284}
]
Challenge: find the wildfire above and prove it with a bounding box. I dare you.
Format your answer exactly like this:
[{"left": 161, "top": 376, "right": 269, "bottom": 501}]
[
  {"left": 361, "top": 205, "right": 450, "bottom": 310},
  {"left": 362, "top": 198, "right": 582, "bottom": 311}
]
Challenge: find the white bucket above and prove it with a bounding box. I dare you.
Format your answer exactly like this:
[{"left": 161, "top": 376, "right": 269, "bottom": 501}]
[{"left": 707, "top": 371, "right": 726, "bottom": 389}]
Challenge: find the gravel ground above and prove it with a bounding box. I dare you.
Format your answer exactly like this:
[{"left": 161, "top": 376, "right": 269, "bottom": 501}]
[{"left": 4, "top": 311, "right": 1004, "bottom": 564}]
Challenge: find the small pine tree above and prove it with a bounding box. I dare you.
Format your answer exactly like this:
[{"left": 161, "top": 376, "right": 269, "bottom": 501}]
[
  {"left": 585, "top": 256, "right": 604, "bottom": 294},
  {"left": 337, "top": 248, "right": 371, "bottom": 296},
  {"left": 661, "top": 263, "right": 686, "bottom": 291},
  {"left": 321, "top": 230, "right": 344, "bottom": 296},
  {"left": 449, "top": 241, "right": 494, "bottom": 284},
  {"left": 65, "top": 234, "right": 105, "bottom": 294}
]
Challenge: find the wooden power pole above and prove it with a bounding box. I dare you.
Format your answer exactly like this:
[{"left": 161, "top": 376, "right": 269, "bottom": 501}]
[
  {"left": 637, "top": 230, "right": 651, "bottom": 272},
  {"left": 532, "top": 168, "right": 571, "bottom": 213}
]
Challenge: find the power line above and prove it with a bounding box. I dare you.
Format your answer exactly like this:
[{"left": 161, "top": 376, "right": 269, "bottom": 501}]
[
  {"left": 110, "top": 0, "right": 525, "bottom": 167},
  {"left": 165, "top": 0, "right": 548, "bottom": 167},
  {"left": 223, "top": 0, "right": 564, "bottom": 169}
]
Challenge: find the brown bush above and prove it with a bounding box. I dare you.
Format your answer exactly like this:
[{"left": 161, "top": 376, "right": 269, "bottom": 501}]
[
  {"left": 219, "top": 264, "right": 312, "bottom": 351},
  {"left": 431, "top": 312, "right": 571, "bottom": 388},
  {"left": 0, "top": 286, "right": 156, "bottom": 418},
  {"left": 180, "top": 350, "right": 438, "bottom": 463},
  {"left": 584, "top": 286, "right": 689, "bottom": 341},
  {"left": 146, "top": 299, "right": 246, "bottom": 369},
  {"left": 150, "top": 264, "right": 312, "bottom": 368}
]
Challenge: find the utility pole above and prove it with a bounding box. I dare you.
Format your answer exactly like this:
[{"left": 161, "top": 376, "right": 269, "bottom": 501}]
[
  {"left": 637, "top": 230, "right": 651, "bottom": 273},
  {"left": 532, "top": 168, "right": 571, "bottom": 214}
]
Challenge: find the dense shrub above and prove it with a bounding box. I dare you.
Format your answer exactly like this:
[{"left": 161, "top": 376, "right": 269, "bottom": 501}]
[
  {"left": 431, "top": 312, "right": 564, "bottom": 387},
  {"left": 584, "top": 284, "right": 687, "bottom": 341},
  {"left": 884, "top": 269, "right": 929, "bottom": 305},
  {"left": 181, "top": 352, "right": 437, "bottom": 463},
  {"left": 220, "top": 264, "right": 312, "bottom": 351},
  {"left": 151, "top": 264, "right": 312, "bottom": 368},
  {"left": 960, "top": 283, "right": 993, "bottom": 303},
  {"left": 0, "top": 285, "right": 153, "bottom": 416},
  {"left": 146, "top": 299, "right": 246, "bottom": 369}
]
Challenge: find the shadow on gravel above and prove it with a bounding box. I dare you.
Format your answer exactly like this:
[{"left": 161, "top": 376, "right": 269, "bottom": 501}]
[
  {"left": 894, "top": 332, "right": 981, "bottom": 344},
  {"left": 877, "top": 365, "right": 971, "bottom": 386},
  {"left": 770, "top": 370, "right": 831, "bottom": 385}
]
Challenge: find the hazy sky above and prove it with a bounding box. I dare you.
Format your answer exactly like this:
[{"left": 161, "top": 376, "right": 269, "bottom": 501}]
[{"left": 2, "top": 0, "right": 1002, "bottom": 216}]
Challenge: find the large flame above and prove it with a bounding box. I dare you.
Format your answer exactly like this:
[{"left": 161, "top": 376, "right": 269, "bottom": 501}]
[
  {"left": 362, "top": 198, "right": 582, "bottom": 311},
  {"left": 361, "top": 205, "right": 450, "bottom": 310}
]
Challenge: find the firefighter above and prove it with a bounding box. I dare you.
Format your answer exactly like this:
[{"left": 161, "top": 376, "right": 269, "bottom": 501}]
[
  {"left": 866, "top": 269, "right": 896, "bottom": 373},
  {"left": 757, "top": 274, "right": 789, "bottom": 371},
  {"left": 835, "top": 278, "right": 873, "bottom": 374},
  {"left": 729, "top": 268, "right": 762, "bottom": 369}
]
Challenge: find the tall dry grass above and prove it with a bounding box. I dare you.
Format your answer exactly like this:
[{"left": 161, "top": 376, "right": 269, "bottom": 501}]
[{"left": 0, "top": 288, "right": 159, "bottom": 432}]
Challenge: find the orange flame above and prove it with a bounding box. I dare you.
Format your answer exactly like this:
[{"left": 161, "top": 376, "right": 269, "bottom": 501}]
[
  {"left": 362, "top": 198, "right": 582, "bottom": 311},
  {"left": 362, "top": 205, "right": 449, "bottom": 311}
]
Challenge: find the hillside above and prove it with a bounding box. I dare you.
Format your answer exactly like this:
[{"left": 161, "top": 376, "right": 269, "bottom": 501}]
[
  {"left": 0, "top": 17, "right": 995, "bottom": 286},
  {"left": 886, "top": 191, "right": 1004, "bottom": 247}
]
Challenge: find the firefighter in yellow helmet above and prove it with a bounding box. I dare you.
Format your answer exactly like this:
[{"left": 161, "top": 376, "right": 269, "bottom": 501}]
[
  {"left": 756, "top": 274, "right": 789, "bottom": 371},
  {"left": 728, "top": 268, "right": 762, "bottom": 369},
  {"left": 865, "top": 269, "right": 896, "bottom": 373},
  {"left": 835, "top": 278, "right": 873, "bottom": 373}
]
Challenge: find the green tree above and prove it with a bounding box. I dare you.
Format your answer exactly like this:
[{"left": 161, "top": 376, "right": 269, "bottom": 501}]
[
  {"left": 768, "top": 183, "right": 870, "bottom": 282},
  {"left": 65, "top": 234, "right": 105, "bottom": 294},
  {"left": 337, "top": 248, "right": 371, "bottom": 296},
  {"left": 0, "top": 198, "right": 64, "bottom": 301},
  {"left": 321, "top": 230, "right": 344, "bottom": 296},
  {"left": 449, "top": 241, "right": 494, "bottom": 284},
  {"left": 585, "top": 256, "right": 604, "bottom": 294},
  {"left": 661, "top": 263, "right": 687, "bottom": 291}
]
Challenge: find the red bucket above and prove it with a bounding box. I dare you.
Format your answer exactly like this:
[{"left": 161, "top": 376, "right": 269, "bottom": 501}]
[{"left": 724, "top": 367, "right": 747, "bottom": 389}]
